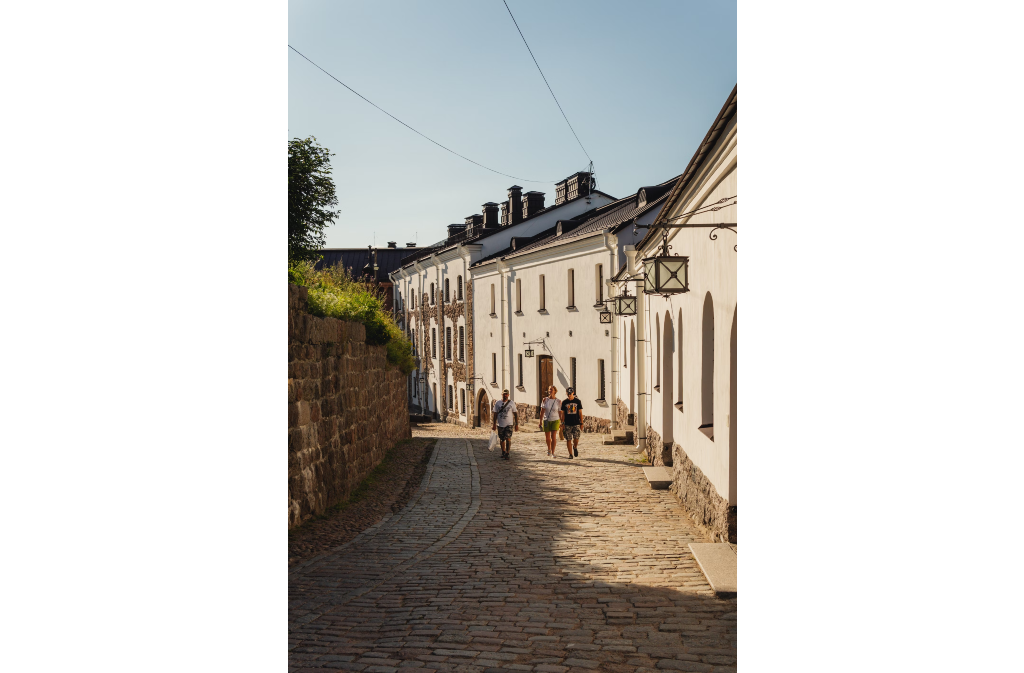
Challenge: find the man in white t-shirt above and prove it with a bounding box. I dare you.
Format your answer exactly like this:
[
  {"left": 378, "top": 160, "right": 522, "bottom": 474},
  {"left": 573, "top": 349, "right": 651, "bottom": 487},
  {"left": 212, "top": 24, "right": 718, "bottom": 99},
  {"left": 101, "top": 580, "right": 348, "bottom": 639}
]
[{"left": 491, "top": 389, "right": 519, "bottom": 460}]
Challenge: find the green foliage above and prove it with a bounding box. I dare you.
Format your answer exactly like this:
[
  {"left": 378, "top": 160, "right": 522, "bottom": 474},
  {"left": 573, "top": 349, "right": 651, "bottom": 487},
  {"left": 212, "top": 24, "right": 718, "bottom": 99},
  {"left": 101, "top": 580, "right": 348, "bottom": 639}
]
[
  {"left": 289, "top": 136, "right": 341, "bottom": 263},
  {"left": 289, "top": 260, "right": 416, "bottom": 375}
]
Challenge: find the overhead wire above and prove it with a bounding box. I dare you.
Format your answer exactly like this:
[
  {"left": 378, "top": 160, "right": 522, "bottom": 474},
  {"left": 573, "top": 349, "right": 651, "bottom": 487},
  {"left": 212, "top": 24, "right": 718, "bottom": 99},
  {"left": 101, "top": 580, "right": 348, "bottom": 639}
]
[
  {"left": 501, "top": 1, "right": 593, "bottom": 166},
  {"left": 289, "top": 44, "right": 557, "bottom": 183}
]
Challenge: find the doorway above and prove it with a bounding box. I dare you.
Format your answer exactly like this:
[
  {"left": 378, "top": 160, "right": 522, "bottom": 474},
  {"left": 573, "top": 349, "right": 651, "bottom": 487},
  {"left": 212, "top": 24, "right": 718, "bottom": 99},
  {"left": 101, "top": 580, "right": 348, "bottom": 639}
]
[
  {"left": 538, "top": 355, "right": 553, "bottom": 407},
  {"left": 477, "top": 389, "right": 490, "bottom": 427}
]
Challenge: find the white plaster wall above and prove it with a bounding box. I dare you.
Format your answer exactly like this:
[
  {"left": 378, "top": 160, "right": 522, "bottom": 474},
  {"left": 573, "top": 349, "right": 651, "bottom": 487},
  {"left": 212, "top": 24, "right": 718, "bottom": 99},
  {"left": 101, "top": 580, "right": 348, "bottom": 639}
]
[
  {"left": 638, "top": 115, "right": 737, "bottom": 504},
  {"left": 471, "top": 265, "right": 503, "bottom": 414},
  {"left": 484, "top": 237, "right": 618, "bottom": 420}
]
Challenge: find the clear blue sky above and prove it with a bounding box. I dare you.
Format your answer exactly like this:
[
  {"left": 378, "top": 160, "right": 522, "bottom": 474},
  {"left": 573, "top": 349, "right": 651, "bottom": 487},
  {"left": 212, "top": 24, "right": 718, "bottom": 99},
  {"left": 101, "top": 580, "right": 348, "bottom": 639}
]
[{"left": 289, "top": 0, "right": 736, "bottom": 249}]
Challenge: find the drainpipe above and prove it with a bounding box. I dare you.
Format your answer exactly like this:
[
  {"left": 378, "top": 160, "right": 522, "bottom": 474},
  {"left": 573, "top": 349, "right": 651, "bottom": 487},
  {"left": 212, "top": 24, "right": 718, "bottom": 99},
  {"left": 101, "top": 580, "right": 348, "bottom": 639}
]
[
  {"left": 603, "top": 233, "right": 619, "bottom": 430},
  {"left": 497, "top": 259, "right": 508, "bottom": 393},
  {"left": 625, "top": 245, "right": 646, "bottom": 454}
]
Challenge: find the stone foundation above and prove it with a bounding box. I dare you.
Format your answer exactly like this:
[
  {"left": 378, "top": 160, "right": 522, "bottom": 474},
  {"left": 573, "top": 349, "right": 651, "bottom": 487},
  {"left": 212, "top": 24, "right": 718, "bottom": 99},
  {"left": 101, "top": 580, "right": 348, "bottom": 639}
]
[
  {"left": 616, "top": 397, "right": 629, "bottom": 428},
  {"left": 516, "top": 403, "right": 610, "bottom": 433},
  {"left": 669, "top": 443, "right": 736, "bottom": 543},
  {"left": 288, "top": 284, "right": 412, "bottom": 529}
]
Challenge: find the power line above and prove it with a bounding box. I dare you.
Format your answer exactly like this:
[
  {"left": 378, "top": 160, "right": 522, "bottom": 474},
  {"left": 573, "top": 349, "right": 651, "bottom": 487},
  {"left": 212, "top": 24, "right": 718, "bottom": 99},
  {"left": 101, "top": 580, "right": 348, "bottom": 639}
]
[
  {"left": 289, "top": 45, "right": 557, "bottom": 183},
  {"left": 501, "top": 0, "right": 593, "bottom": 166}
]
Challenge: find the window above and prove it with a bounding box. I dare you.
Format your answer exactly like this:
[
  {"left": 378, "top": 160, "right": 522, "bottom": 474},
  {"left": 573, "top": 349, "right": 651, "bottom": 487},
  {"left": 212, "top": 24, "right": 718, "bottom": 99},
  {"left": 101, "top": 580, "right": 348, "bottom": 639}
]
[
  {"left": 412, "top": 328, "right": 416, "bottom": 356},
  {"left": 490, "top": 283, "right": 495, "bottom": 314},
  {"left": 458, "top": 326, "right": 465, "bottom": 361},
  {"left": 596, "top": 264, "right": 603, "bottom": 304},
  {"left": 460, "top": 388, "right": 466, "bottom": 415},
  {"left": 444, "top": 278, "right": 450, "bottom": 303},
  {"left": 518, "top": 354, "right": 524, "bottom": 386},
  {"left": 491, "top": 353, "right": 497, "bottom": 383},
  {"left": 567, "top": 269, "right": 575, "bottom": 307},
  {"left": 432, "top": 328, "right": 437, "bottom": 359},
  {"left": 701, "top": 292, "right": 715, "bottom": 434},
  {"left": 516, "top": 278, "right": 522, "bottom": 312},
  {"left": 598, "top": 359, "right": 606, "bottom": 400},
  {"left": 448, "top": 385, "right": 454, "bottom": 409},
  {"left": 457, "top": 275, "right": 463, "bottom": 301},
  {"left": 539, "top": 275, "right": 545, "bottom": 310},
  {"left": 430, "top": 283, "right": 435, "bottom": 305},
  {"left": 446, "top": 327, "right": 452, "bottom": 360},
  {"left": 656, "top": 314, "right": 661, "bottom": 388},
  {"left": 570, "top": 357, "right": 577, "bottom": 391}
]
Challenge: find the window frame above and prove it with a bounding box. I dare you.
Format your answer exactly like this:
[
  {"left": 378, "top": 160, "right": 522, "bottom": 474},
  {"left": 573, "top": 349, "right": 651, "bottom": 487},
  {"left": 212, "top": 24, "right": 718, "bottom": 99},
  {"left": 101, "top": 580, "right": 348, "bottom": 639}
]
[
  {"left": 567, "top": 269, "right": 575, "bottom": 308},
  {"left": 539, "top": 274, "right": 546, "bottom": 311}
]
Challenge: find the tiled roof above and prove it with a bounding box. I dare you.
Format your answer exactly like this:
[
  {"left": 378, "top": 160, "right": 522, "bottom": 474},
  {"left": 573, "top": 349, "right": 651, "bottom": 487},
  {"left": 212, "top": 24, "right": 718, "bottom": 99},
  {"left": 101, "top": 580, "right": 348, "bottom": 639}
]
[{"left": 496, "top": 179, "right": 677, "bottom": 262}]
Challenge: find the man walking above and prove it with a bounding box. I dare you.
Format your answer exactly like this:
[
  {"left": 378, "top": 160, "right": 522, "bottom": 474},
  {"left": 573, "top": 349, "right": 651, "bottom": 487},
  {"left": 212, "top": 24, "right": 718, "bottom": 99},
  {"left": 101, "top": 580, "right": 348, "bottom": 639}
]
[
  {"left": 491, "top": 389, "right": 519, "bottom": 461},
  {"left": 560, "top": 387, "right": 583, "bottom": 459}
]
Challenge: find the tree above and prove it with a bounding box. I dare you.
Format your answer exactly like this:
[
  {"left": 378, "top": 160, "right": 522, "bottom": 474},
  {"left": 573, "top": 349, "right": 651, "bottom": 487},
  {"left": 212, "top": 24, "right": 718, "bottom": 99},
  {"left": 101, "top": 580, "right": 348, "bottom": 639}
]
[{"left": 288, "top": 136, "right": 340, "bottom": 262}]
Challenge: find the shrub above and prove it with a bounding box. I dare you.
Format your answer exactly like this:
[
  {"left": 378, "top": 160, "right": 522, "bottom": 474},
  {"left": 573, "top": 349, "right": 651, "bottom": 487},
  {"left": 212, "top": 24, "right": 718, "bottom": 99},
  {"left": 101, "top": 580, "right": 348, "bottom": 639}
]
[{"left": 289, "top": 260, "right": 415, "bottom": 375}]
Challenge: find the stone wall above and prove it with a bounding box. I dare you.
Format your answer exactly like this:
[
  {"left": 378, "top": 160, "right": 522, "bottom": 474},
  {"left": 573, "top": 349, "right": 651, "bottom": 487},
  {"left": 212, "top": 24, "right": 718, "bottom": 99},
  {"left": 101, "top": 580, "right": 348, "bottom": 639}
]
[
  {"left": 669, "top": 443, "right": 736, "bottom": 543},
  {"left": 616, "top": 397, "right": 629, "bottom": 428},
  {"left": 288, "top": 284, "right": 412, "bottom": 529},
  {"left": 515, "top": 403, "right": 610, "bottom": 434}
]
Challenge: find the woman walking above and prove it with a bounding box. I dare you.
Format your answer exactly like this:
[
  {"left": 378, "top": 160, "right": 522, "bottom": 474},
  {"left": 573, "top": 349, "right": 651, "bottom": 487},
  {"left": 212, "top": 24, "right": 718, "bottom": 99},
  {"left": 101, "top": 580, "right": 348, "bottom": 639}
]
[{"left": 539, "top": 386, "right": 561, "bottom": 457}]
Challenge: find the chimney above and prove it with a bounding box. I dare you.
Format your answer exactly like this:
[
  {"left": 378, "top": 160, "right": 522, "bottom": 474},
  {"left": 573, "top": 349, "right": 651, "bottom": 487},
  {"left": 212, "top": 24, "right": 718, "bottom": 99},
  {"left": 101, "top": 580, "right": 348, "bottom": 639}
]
[
  {"left": 387, "top": 241, "right": 397, "bottom": 248},
  {"left": 447, "top": 223, "right": 467, "bottom": 240},
  {"left": 506, "top": 186, "right": 523, "bottom": 225},
  {"left": 522, "top": 191, "right": 545, "bottom": 219},
  {"left": 406, "top": 242, "right": 417, "bottom": 248},
  {"left": 482, "top": 202, "right": 499, "bottom": 228},
  {"left": 554, "top": 171, "right": 594, "bottom": 206},
  {"left": 464, "top": 214, "right": 483, "bottom": 233}
]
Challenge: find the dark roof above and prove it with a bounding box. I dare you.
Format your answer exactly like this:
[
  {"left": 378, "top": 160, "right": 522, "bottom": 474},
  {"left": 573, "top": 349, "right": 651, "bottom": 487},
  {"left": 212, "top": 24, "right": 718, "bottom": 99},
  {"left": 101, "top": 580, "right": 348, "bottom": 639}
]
[
  {"left": 397, "top": 188, "right": 618, "bottom": 270},
  {"left": 316, "top": 247, "right": 421, "bottom": 282},
  {"left": 492, "top": 176, "right": 679, "bottom": 263}
]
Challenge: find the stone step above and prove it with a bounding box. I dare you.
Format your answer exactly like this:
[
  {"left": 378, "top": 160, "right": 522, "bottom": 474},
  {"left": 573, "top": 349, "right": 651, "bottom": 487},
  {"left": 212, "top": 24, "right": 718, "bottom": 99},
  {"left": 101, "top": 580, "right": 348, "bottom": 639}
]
[
  {"left": 688, "top": 543, "right": 737, "bottom": 596},
  {"left": 642, "top": 466, "right": 673, "bottom": 489}
]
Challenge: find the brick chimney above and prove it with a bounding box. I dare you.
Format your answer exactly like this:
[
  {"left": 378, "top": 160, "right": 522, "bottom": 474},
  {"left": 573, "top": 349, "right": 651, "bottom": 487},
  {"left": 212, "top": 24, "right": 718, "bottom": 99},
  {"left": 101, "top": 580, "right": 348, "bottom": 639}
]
[
  {"left": 387, "top": 241, "right": 397, "bottom": 248},
  {"left": 464, "top": 214, "right": 483, "bottom": 233},
  {"left": 482, "top": 202, "right": 499, "bottom": 228},
  {"left": 522, "top": 191, "right": 545, "bottom": 219},
  {"left": 447, "top": 224, "right": 467, "bottom": 239},
  {"left": 505, "top": 186, "right": 523, "bottom": 226},
  {"left": 554, "top": 171, "right": 594, "bottom": 206}
]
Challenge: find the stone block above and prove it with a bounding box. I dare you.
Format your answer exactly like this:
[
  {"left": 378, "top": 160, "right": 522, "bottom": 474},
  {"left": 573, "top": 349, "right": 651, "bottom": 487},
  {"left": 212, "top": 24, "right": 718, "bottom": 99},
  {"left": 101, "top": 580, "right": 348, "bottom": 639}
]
[{"left": 687, "top": 543, "right": 737, "bottom": 595}]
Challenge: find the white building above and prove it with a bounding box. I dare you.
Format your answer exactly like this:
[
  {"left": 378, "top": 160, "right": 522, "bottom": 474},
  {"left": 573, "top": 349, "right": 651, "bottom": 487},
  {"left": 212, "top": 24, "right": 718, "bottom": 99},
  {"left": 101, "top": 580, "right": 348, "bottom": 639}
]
[
  {"left": 390, "top": 176, "right": 616, "bottom": 427},
  {"left": 615, "top": 85, "right": 737, "bottom": 542}
]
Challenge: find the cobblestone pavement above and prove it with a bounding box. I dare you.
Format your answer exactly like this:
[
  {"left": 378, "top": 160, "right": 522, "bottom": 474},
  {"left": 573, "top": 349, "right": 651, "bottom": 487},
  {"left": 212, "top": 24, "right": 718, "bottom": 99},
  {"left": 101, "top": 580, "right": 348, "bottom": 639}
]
[
  {"left": 289, "top": 437, "right": 438, "bottom": 567},
  {"left": 289, "top": 427, "right": 737, "bottom": 673}
]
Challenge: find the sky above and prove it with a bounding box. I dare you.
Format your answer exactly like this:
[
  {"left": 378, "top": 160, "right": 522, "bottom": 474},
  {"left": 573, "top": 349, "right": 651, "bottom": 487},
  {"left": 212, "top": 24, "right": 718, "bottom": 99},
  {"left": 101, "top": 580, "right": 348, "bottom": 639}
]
[{"left": 288, "top": 0, "right": 736, "bottom": 250}]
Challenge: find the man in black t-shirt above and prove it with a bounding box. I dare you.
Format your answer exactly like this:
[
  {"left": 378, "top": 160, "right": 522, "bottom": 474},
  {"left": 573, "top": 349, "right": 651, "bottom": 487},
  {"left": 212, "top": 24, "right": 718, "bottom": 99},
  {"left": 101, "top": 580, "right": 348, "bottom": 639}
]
[{"left": 560, "top": 387, "right": 583, "bottom": 459}]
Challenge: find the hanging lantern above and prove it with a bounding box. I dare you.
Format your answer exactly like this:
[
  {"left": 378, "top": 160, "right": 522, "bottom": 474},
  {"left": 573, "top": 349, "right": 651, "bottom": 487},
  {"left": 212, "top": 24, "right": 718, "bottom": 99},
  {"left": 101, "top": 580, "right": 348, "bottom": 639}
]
[
  {"left": 642, "top": 232, "right": 689, "bottom": 296},
  {"left": 524, "top": 347, "right": 535, "bottom": 358},
  {"left": 599, "top": 311, "right": 612, "bottom": 324},
  {"left": 614, "top": 287, "right": 637, "bottom": 316}
]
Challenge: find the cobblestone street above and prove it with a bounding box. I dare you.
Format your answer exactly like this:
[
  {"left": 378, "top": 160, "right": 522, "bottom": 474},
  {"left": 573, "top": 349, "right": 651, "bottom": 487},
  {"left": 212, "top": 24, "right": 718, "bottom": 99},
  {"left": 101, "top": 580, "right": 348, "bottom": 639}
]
[{"left": 289, "top": 427, "right": 737, "bottom": 672}]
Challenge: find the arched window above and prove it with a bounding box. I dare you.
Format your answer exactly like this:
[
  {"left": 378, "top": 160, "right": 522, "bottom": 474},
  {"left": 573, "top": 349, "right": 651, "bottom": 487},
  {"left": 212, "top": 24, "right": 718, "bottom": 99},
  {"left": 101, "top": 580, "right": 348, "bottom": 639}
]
[
  {"left": 677, "top": 309, "right": 684, "bottom": 407},
  {"left": 444, "top": 278, "right": 450, "bottom": 303},
  {"left": 457, "top": 275, "right": 463, "bottom": 301},
  {"left": 655, "top": 313, "right": 661, "bottom": 388},
  {"left": 701, "top": 292, "right": 715, "bottom": 437},
  {"left": 663, "top": 311, "right": 674, "bottom": 444}
]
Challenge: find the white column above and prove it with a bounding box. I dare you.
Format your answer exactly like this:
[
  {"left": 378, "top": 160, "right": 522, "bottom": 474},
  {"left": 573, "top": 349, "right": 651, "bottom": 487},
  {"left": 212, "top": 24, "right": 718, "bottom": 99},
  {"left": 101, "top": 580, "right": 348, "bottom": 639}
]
[
  {"left": 604, "top": 233, "right": 619, "bottom": 430},
  {"left": 498, "top": 259, "right": 508, "bottom": 392},
  {"left": 625, "top": 246, "right": 646, "bottom": 454}
]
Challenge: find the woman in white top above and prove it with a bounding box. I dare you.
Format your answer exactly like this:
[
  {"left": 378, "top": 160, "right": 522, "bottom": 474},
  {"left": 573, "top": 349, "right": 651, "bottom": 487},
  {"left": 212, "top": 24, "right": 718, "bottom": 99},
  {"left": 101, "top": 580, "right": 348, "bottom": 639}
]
[{"left": 539, "top": 385, "right": 561, "bottom": 458}]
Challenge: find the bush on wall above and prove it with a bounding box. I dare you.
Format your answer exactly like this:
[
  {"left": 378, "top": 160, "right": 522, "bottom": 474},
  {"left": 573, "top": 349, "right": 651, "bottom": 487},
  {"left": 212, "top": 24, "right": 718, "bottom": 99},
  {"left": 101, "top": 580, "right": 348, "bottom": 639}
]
[{"left": 289, "top": 260, "right": 415, "bottom": 375}]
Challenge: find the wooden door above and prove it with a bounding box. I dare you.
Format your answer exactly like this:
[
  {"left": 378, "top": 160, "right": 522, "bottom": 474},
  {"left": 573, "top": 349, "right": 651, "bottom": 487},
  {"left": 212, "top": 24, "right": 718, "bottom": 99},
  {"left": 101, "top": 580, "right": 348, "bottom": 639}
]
[
  {"left": 478, "top": 391, "right": 490, "bottom": 426},
  {"left": 538, "top": 356, "right": 553, "bottom": 406}
]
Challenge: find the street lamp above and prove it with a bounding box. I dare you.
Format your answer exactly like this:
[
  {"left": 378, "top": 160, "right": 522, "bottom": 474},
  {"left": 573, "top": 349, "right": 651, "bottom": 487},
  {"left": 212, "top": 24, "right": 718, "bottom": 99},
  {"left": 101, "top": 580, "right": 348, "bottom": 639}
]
[
  {"left": 524, "top": 347, "right": 535, "bottom": 358},
  {"left": 642, "top": 232, "right": 689, "bottom": 296},
  {"left": 614, "top": 286, "right": 637, "bottom": 316},
  {"left": 599, "top": 311, "right": 612, "bottom": 324}
]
